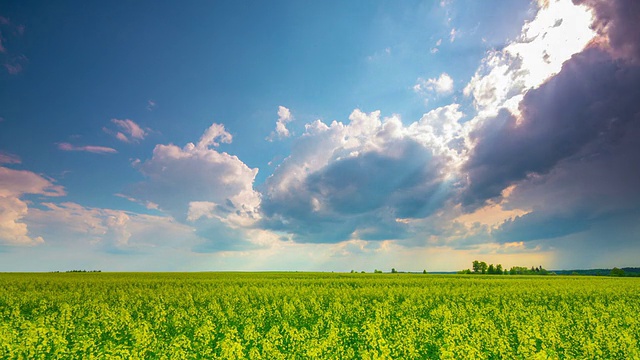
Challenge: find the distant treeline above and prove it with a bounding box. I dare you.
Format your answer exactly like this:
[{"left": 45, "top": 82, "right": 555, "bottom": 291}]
[
  {"left": 459, "top": 261, "right": 640, "bottom": 277},
  {"left": 50, "top": 270, "right": 102, "bottom": 273},
  {"left": 553, "top": 267, "right": 640, "bottom": 277},
  {"left": 458, "top": 260, "right": 550, "bottom": 275}
]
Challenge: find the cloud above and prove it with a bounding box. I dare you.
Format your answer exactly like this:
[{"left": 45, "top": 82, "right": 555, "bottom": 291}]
[
  {"left": 0, "top": 196, "right": 44, "bottom": 246},
  {"left": 131, "top": 123, "right": 257, "bottom": 218},
  {"left": 128, "top": 122, "right": 264, "bottom": 251},
  {"left": 57, "top": 142, "right": 117, "bottom": 154},
  {"left": 0, "top": 167, "right": 65, "bottom": 198},
  {"left": 114, "top": 193, "right": 159, "bottom": 210},
  {"left": 266, "top": 106, "right": 294, "bottom": 141},
  {"left": 575, "top": 0, "right": 640, "bottom": 64},
  {"left": 0, "top": 17, "right": 27, "bottom": 75},
  {"left": 414, "top": 73, "right": 454, "bottom": 96},
  {"left": 463, "top": 0, "right": 596, "bottom": 118},
  {"left": 0, "top": 166, "right": 64, "bottom": 246},
  {"left": 147, "top": 100, "right": 156, "bottom": 111},
  {"left": 449, "top": 28, "right": 457, "bottom": 42},
  {"left": 25, "top": 202, "right": 197, "bottom": 253},
  {"left": 110, "top": 119, "right": 147, "bottom": 142},
  {"left": 494, "top": 211, "right": 592, "bottom": 243},
  {"left": 0, "top": 151, "right": 20, "bottom": 164},
  {"left": 463, "top": 47, "right": 640, "bottom": 207},
  {"left": 430, "top": 39, "right": 442, "bottom": 54},
  {"left": 260, "top": 108, "right": 461, "bottom": 243}
]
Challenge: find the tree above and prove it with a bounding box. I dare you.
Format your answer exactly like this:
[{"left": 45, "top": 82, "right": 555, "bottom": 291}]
[
  {"left": 472, "top": 260, "right": 480, "bottom": 273},
  {"left": 423, "top": 270, "right": 427, "bottom": 274},
  {"left": 611, "top": 267, "right": 626, "bottom": 277},
  {"left": 496, "top": 264, "right": 503, "bottom": 275},
  {"left": 391, "top": 268, "right": 398, "bottom": 273},
  {"left": 480, "top": 262, "right": 488, "bottom": 274},
  {"left": 488, "top": 264, "right": 496, "bottom": 274}
]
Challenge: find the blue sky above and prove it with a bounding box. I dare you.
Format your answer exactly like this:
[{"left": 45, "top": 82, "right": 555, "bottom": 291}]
[{"left": 1, "top": 0, "right": 639, "bottom": 271}]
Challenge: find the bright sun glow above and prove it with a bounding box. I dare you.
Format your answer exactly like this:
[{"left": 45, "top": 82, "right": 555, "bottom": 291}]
[{"left": 506, "top": 0, "right": 597, "bottom": 90}]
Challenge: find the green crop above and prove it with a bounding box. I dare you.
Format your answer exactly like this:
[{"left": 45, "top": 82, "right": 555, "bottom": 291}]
[{"left": 0, "top": 273, "right": 638, "bottom": 359}]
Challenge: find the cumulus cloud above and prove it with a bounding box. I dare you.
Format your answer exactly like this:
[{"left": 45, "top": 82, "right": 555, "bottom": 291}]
[
  {"left": 109, "top": 118, "right": 147, "bottom": 143},
  {"left": 128, "top": 122, "right": 264, "bottom": 251},
  {"left": 260, "top": 108, "right": 463, "bottom": 243},
  {"left": 0, "top": 196, "right": 44, "bottom": 246},
  {"left": 57, "top": 142, "right": 117, "bottom": 154},
  {"left": 0, "top": 166, "right": 64, "bottom": 246},
  {"left": 414, "top": 73, "right": 454, "bottom": 96},
  {"left": 267, "top": 106, "right": 294, "bottom": 141}
]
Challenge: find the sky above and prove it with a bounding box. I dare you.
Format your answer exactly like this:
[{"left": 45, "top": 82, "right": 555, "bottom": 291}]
[{"left": 1, "top": 0, "right": 639, "bottom": 272}]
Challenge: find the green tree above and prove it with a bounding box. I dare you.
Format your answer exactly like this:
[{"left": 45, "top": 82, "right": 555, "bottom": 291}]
[
  {"left": 480, "top": 262, "right": 488, "bottom": 274},
  {"left": 488, "top": 264, "right": 496, "bottom": 274},
  {"left": 611, "top": 267, "right": 626, "bottom": 277}
]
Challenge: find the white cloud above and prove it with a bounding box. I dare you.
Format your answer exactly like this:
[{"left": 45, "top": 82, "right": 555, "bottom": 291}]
[
  {"left": 430, "top": 39, "right": 443, "bottom": 54},
  {"left": 0, "top": 167, "right": 65, "bottom": 198},
  {"left": 131, "top": 123, "right": 261, "bottom": 230},
  {"left": 57, "top": 142, "right": 117, "bottom": 154},
  {"left": 187, "top": 201, "right": 217, "bottom": 222},
  {"left": 407, "top": 103, "right": 466, "bottom": 165},
  {"left": 197, "top": 122, "right": 233, "bottom": 148},
  {"left": 111, "top": 119, "right": 147, "bottom": 142},
  {"left": 0, "top": 166, "right": 64, "bottom": 246},
  {"left": 0, "top": 196, "right": 44, "bottom": 246},
  {"left": 267, "top": 106, "right": 294, "bottom": 141},
  {"left": 450, "top": 28, "right": 458, "bottom": 42},
  {"left": 26, "top": 202, "right": 197, "bottom": 251},
  {"left": 463, "top": 0, "right": 596, "bottom": 119},
  {"left": 414, "top": 73, "right": 454, "bottom": 96},
  {"left": 261, "top": 107, "right": 463, "bottom": 243}
]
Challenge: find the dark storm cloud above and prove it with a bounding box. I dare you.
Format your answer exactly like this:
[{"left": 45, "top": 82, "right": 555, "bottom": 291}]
[
  {"left": 481, "top": 0, "right": 640, "bottom": 246},
  {"left": 463, "top": 47, "right": 640, "bottom": 207},
  {"left": 574, "top": 0, "right": 640, "bottom": 64},
  {"left": 494, "top": 211, "right": 592, "bottom": 243},
  {"left": 494, "top": 112, "right": 640, "bottom": 244}
]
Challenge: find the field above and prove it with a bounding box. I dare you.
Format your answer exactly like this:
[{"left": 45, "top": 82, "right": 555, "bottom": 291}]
[{"left": 1, "top": 273, "right": 639, "bottom": 359}]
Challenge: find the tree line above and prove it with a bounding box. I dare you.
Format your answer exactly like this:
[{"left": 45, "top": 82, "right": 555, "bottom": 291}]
[{"left": 458, "top": 260, "right": 550, "bottom": 275}]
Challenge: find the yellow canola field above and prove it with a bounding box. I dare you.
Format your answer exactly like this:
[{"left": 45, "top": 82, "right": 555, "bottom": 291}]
[{"left": 1, "top": 273, "right": 638, "bottom": 359}]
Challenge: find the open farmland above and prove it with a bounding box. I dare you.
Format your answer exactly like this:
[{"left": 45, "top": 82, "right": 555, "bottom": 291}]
[{"left": 1, "top": 273, "right": 639, "bottom": 359}]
